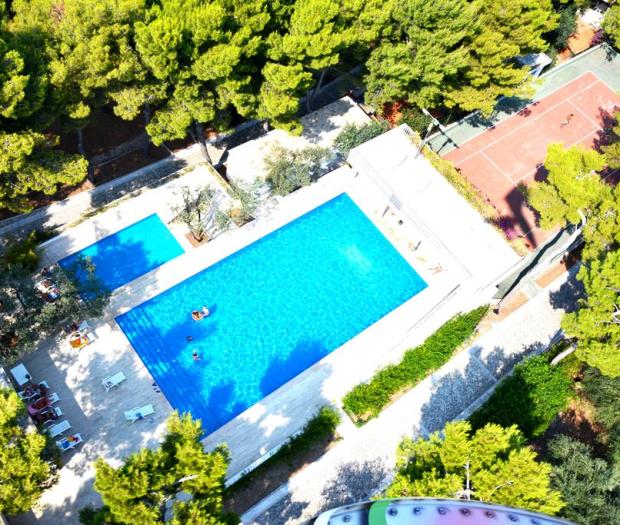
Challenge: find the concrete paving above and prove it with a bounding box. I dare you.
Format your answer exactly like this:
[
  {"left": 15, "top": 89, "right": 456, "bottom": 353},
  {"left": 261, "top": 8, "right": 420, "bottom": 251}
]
[{"left": 246, "top": 267, "right": 578, "bottom": 524}]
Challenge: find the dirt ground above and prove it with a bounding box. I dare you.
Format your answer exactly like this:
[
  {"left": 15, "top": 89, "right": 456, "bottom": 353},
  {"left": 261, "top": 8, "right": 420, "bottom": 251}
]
[{"left": 224, "top": 433, "right": 340, "bottom": 515}]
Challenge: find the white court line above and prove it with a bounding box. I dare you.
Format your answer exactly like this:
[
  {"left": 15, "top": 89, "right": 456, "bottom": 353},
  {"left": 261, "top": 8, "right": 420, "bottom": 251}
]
[
  {"left": 568, "top": 98, "right": 603, "bottom": 129},
  {"left": 480, "top": 150, "right": 516, "bottom": 188},
  {"left": 452, "top": 74, "right": 600, "bottom": 168},
  {"left": 511, "top": 127, "right": 603, "bottom": 185}
]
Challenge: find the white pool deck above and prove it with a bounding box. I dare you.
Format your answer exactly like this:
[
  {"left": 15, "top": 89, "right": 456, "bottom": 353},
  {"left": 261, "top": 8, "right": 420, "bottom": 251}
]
[{"left": 10, "top": 127, "right": 519, "bottom": 524}]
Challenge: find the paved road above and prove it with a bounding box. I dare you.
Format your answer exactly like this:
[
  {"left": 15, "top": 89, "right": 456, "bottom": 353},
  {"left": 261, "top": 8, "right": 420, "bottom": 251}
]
[{"left": 246, "top": 267, "right": 579, "bottom": 524}]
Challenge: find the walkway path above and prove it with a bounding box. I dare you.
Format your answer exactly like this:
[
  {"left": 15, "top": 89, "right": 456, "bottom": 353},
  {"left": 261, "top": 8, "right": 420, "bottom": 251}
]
[{"left": 245, "top": 266, "right": 579, "bottom": 524}]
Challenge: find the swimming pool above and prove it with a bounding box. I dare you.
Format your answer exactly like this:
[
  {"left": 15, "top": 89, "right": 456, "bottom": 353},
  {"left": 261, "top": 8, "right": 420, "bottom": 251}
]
[
  {"left": 116, "top": 194, "right": 427, "bottom": 434},
  {"left": 59, "top": 214, "right": 184, "bottom": 293}
]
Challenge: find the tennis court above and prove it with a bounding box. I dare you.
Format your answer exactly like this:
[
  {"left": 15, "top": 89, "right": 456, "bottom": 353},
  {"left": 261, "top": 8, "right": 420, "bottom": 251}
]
[{"left": 444, "top": 71, "right": 620, "bottom": 249}]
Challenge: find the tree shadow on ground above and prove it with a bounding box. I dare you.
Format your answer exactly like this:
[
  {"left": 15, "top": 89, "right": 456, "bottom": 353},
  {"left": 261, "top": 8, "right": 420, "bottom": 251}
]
[
  {"left": 548, "top": 268, "right": 584, "bottom": 313},
  {"left": 418, "top": 353, "right": 496, "bottom": 434},
  {"left": 252, "top": 458, "right": 390, "bottom": 525}
]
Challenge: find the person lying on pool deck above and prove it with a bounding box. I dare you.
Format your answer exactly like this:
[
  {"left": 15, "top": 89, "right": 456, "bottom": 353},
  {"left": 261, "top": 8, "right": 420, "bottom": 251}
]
[{"left": 191, "top": 306, "right": 210, "bottom": 321}]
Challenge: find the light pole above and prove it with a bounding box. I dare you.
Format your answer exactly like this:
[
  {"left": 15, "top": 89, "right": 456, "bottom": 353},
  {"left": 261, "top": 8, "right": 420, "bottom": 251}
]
[{"left": 415, "top": 107, "right": 458, "bottom": 158}]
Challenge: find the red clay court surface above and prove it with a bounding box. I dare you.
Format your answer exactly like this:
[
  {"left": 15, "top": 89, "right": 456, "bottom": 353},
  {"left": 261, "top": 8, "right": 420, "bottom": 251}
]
[{"left": 444, "top": 72, "right": 620, "bottom": 250}]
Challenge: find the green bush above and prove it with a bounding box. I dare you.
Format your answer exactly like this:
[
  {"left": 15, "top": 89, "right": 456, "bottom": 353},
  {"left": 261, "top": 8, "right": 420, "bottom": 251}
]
[
  {"left": 333, "top": 121, "right": 388, "bottom": 158},
  {"left": 343, "top": 306, "right": 488, "bottom": 424},
  {"left": 264, "top": 145, "right": 333, "bottom": 196},
  {"left": 397, "top": 106, "right": 431, "bottom": 136},
  {"left": 582, "top": 368, "right": 620, "bottom": 460},
  {"left": 227, "top": 406, "right": 340, "bottom": 493},
  {"left": 469, "top": 355, "right": 573, "bottom": 439},
  {"left": 277, "top": 406, "right": 340, "bottom": 463}
]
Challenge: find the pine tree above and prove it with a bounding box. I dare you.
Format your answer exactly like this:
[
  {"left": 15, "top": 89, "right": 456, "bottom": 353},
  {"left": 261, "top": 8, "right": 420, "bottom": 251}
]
[
  {"left": 603, "top": 111, "right": 620, "bottom": 170},
  {"left": 562, "top": 250, "right": 620, "bottom": 377},
  {"left": 0, "top": 388, "right": 50, "bottom": 515},
  {"left": 260, "top": 0, "right": 351, "bottom": 129},
  {"left": 528, "top": 142, "right": 619, "bottom": 261},
  {"left": 0, "top": 130, "right": 88, "bottom": 212},
  {"left": 93, "top": 412, "right": 237, "bottom": 525},
  {"left": 386, "top": 421, "right": 564, "bottom": 515},
  {"left": 603, "top": 4, "right": 620, "bottom": 50},
  {"left": 548, "top": 435, "right": 620, "bottom": 525},
  {"left": 528, "top": 143, "right": 608, "bottom": 229},
  {"left": 446, "top": 0, "right": 557, "bottom": 115},
  {"left": 364, "top": 0, "right": 473, "bottom": 110}
]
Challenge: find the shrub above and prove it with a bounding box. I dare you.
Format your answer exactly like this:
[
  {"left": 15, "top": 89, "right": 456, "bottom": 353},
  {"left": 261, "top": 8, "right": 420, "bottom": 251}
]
[
  {"left": 333, "top": 121, "right": 388, "bottom": 158},
  {"left": 548, "top": 435, "right": 620, "bottom": 525},
  {"left": 397, "top": 106, "right": 431, "bottom": 136},
  {"left": 277, "top": 406, "right": 340, "bottom": 462},
  {"left": 343, "top": 306, "right": 488, "bottom": 424},
  {"left": 227, "top": 406, "right": 340, "bottom": 492},
  {"left": 469, "top": 355, "right": 573, "bottom": 439},
  {"left": 264, "top": 145, "right": 333, "bottom": 196}
]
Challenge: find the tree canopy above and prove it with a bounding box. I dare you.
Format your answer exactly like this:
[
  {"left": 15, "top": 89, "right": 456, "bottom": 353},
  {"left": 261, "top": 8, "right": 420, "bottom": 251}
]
[
  {"left": 562, "top": 250, "right": 620, "bottom": 377},
  {"left": 385, "top": 420, "right": 564, "bottom": 515},
  {"left": 0, "top": 388, "right": 51, "bottom": 515},
  {"left": 0, "top": 258, "right": 109, "bottom": 361},
  {"left": 365, "top": 0, "right": 557, "bottom": 115},
  {"left": 527, "top": 138, "right": 620, "bottom": 377},
  {"left": 93, "top": 412, "right": 237, "bottom": 525},
  {"left": 548, "top": 435, "right": 620, "bottom": 525}
]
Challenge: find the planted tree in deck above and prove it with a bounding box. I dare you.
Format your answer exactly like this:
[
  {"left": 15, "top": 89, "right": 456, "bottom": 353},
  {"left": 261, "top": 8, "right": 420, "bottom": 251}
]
[
  {"left": 92, "top": 412, "right": 238, "bottom": 525},
  {"left": 0, "top": 388, "right": 51, "bottom": 515}
]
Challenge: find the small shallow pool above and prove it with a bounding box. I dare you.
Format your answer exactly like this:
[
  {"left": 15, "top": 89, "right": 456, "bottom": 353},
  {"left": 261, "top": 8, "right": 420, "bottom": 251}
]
[
  {"left": 116, "top": 194, "right": 427, "bottom": 434},
  {"left": 59, "top": 213, "right": 184, "bottom": 293}
]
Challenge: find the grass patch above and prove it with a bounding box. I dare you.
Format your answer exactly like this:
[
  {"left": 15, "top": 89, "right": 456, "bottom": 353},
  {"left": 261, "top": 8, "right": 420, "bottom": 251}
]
[
  {"left": 342, "top": 306, "right": 488, "bottom": 425},
  {"left": 224, "top": 406, "right": 341, "bottom": 513},
  {"left": 469, "top": 354, "right": 573, "bottom": 440}
]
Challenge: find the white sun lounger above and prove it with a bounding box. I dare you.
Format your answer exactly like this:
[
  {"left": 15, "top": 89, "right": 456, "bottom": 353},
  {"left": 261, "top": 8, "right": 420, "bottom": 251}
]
[
  {"left": 10, "top": 363, "right": 31, "bottom": 386},
  {"left": 125, "top": 404, "right": 154, "bottom": 422},
  {"left": 102, "top": 372, "right": 127, "bottom": 392},
  {"left": 48, "top": 420, "right": 71, "bottom": 438},
  {"left": 56, "top": 433, "right": 84, "bottom": 452}
]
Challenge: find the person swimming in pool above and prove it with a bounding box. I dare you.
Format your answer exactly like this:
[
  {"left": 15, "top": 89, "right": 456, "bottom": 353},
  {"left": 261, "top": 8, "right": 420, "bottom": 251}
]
[
  {"left": 192, "top": 349, "right": 200, "bottom": 361},
  {"left": 191, "top": 306, "right": 210, "bottom": 321}
]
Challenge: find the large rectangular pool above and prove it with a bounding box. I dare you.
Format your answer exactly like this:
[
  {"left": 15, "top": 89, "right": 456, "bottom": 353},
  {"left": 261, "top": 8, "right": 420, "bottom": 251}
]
[
  {"left": 116, "top": 194, "right": 427, "bottom": 434},
  {"left": 59, "top": 214, "right": 184, "bottom": 293}
]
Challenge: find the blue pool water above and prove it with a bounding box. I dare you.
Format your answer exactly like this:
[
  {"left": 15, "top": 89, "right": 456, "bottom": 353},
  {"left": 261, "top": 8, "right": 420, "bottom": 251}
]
[
  {"left": 116, "top": 194, "right": 427, "bottom": 434},
  {"left": 58, "top": 214, "right": 184, "bottom": 293}
]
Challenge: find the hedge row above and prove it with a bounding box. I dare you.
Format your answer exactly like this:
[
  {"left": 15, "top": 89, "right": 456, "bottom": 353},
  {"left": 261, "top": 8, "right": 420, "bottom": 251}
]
[
  {"left": 469, "top": 354, "right": 573, "bottom": 440},
  {"left": 342, "top": 306, "right": 489, "bottom": 424}
]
